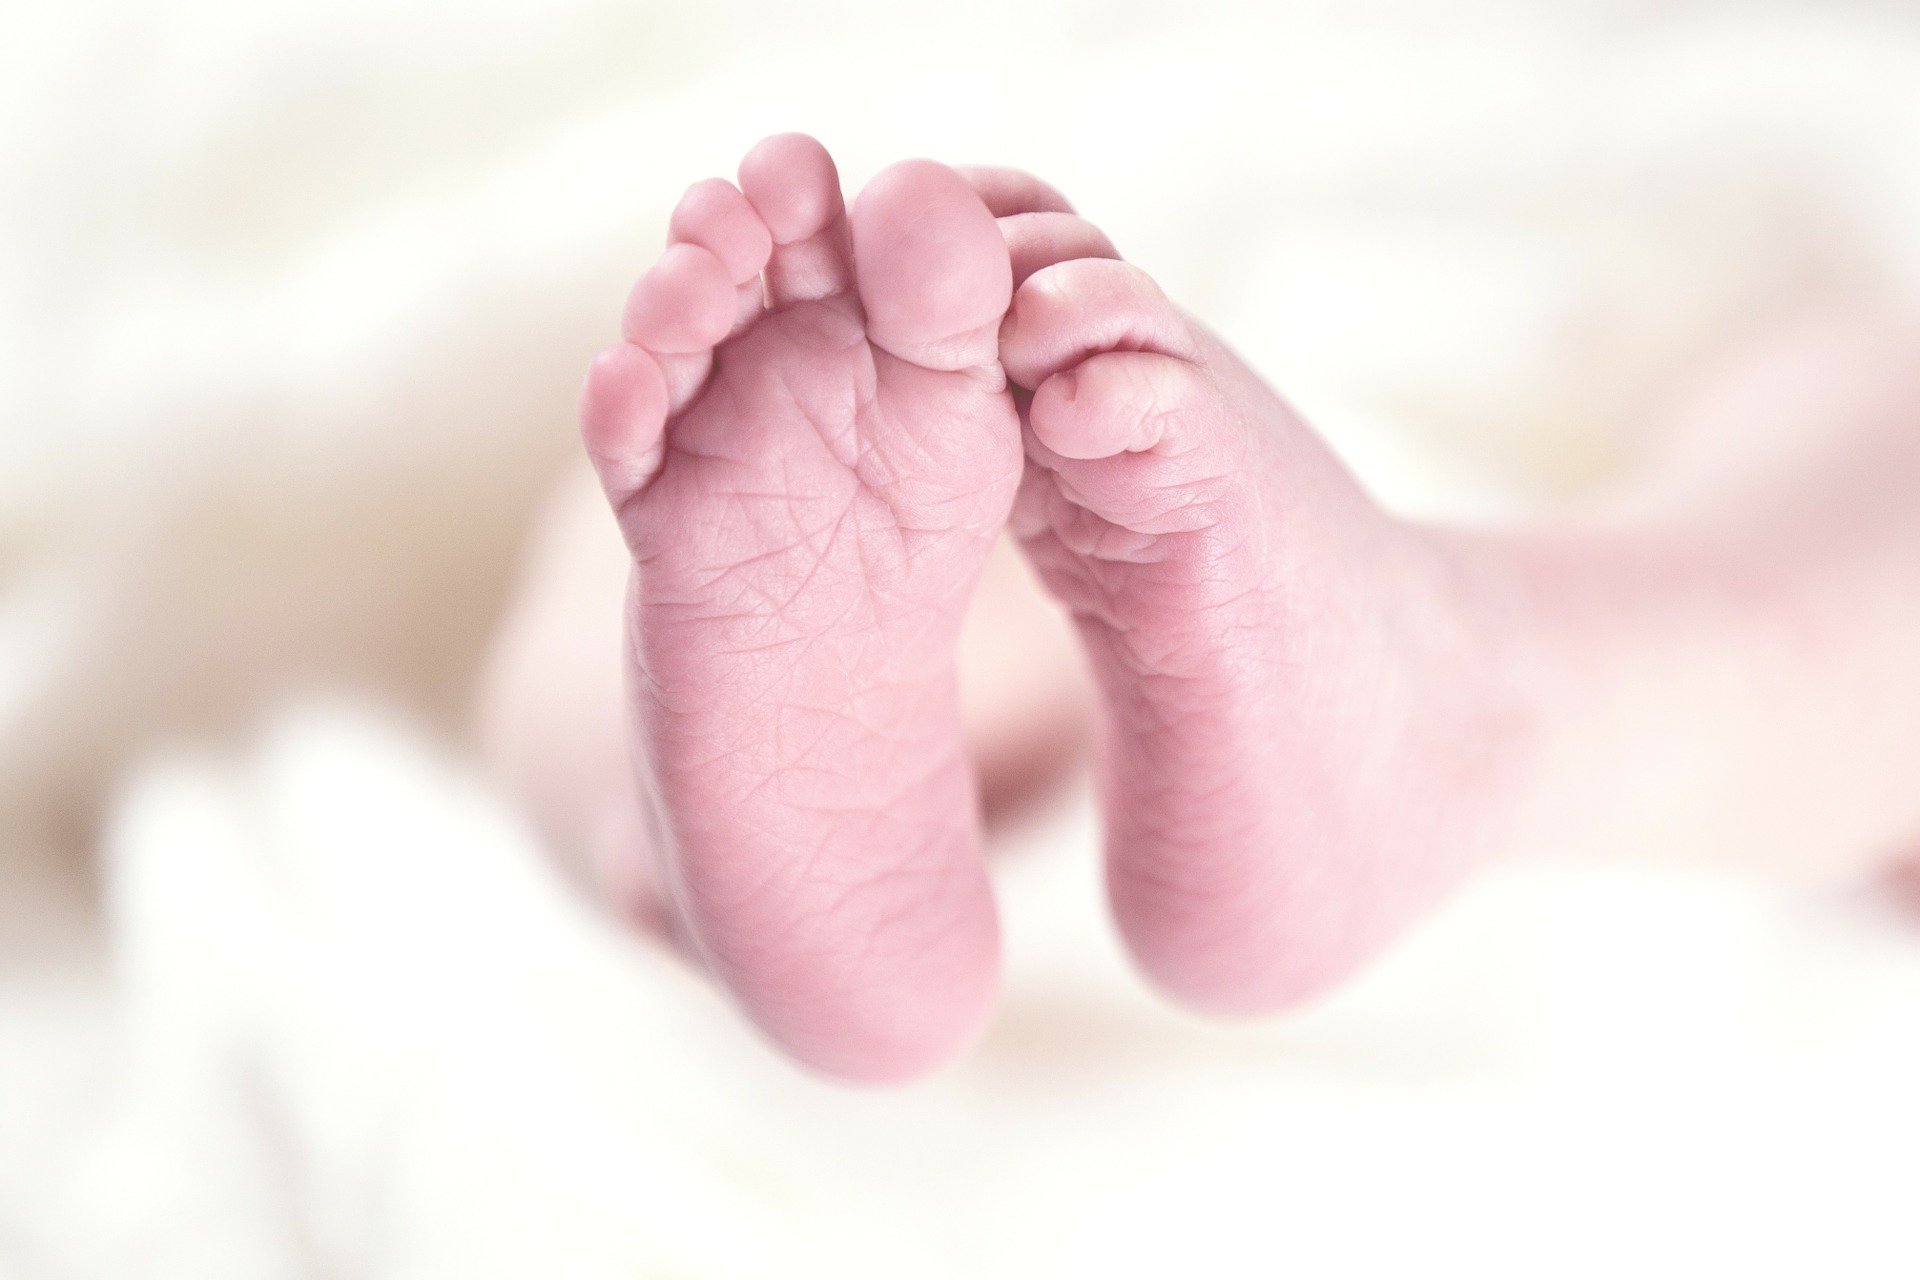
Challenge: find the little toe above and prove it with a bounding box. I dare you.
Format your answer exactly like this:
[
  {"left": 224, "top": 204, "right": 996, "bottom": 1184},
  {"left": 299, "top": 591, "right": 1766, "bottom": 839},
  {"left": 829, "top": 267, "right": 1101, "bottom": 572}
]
[
  {"left": 579, "top": 343, "right": 669, "bottom": 504},
  {"left": 738, "top": 133, "right": 853, "bottom": 305},
  {"left": 850, "top": 158, "right": 1012, "bottom": 370},
  {"left": 669, "top": 177, "right": 773, "bottom": 286},
  {"left": 1000, "top": 257, "right": 1198, "bottom": 389},
  {"left": 1028, "top": 350, "right": 1217, "bottom": 462},
  {"left": 621, "top": 243, "right": 737, "bottom": 354}
]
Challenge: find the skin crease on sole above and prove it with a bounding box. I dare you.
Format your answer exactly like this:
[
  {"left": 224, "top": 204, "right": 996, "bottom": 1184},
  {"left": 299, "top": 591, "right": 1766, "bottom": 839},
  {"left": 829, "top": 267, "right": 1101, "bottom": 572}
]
[
  {"left": 971, "top": 170, "right": 1544, "bottom": 1015},
  {"left": 576, "top": 136, "right": 1123, "bottom": 1083},
  {"left": 987, "top": 184, "right": 1920, "bottom": 1013},
  {"left": 565, "top": 151, "right": 1920, "bottom": 1081},
  {"left": 581, "top": 138, "right": 1536, "bottom": 1082}
]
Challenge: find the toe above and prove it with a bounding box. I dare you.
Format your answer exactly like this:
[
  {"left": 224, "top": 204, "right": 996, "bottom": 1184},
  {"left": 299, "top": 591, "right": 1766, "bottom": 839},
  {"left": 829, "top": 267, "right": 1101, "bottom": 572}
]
[
  {"left": 579, "top": 343, "right": 669, "bottom": 502},
  {"left": 1001, "top": 257, "right": 1198, "bottom": 389},
  {"left": 738, "top": 133, "right": 842, "bottom": 242},
  {"left": 1028, "top": 351, "right": 1217, "bottom": 461},
  {"left": 622, "top": 243, "right": 737, "bottom": 354},
  {"left": 669, "top": 177, "right": 773, "bottom": 285},
  {"left": 667, "top": 180, "right": 770, "bottom": 341},
  {"left": 954, "top": 164, "right": 1076, "bottom": 217},
  {"left": 738, "top": 133, "right": 853, "bottom": 305},
  {"left": 850, "top": 158, "right": 1012, "bottom": 370},
  {"left": 1001, "top": 211, "right": 1120, "bottom": 287}
]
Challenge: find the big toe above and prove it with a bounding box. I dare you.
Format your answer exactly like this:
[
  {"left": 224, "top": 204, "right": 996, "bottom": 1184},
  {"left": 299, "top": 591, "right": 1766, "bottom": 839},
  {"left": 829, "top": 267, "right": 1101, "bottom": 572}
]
[{"left": 850, "top": 159, "right": 1011, "bottom": 371}]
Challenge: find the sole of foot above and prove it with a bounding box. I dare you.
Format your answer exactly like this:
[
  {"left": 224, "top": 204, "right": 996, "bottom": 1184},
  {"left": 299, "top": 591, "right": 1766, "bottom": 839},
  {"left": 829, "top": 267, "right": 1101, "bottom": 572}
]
[
  {"left": 577, "top": 136, "right": 1025, "bottom": 1082},
  {"left": 988, "top": 190, "right": 1541, "bottom": 1014}
]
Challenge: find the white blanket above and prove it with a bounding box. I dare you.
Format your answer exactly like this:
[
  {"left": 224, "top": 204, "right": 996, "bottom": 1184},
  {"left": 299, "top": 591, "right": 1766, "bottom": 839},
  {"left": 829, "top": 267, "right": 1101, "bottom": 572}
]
[{"left": 5, "top": 1, "right": 1920, "bottom": 1274}]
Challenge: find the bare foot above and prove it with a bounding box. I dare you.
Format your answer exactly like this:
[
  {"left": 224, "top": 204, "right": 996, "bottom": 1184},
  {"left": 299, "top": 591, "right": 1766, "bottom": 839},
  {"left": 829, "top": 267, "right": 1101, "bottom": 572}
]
[
  {"left": 982, "top": 187, "right": 1920, "bottom": 1007},
  {"left": 974, "top": 194, "right": 1538, "bottom": 1013},
  {"left": 576, "top": 136, "right": 1025, "bottom": 1081},
  {"left": 476, "top": 470, "right": 1087, "bottom": 938}
]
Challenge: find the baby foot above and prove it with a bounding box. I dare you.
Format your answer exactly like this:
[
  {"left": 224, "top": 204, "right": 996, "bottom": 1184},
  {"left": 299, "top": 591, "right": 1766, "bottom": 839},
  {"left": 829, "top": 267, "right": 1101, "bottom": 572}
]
[
  {"left": 578, "top": 136, "right": 1020, "bottom": 1081},
  {"left": 990, "top": 195, "right": 1540, "bottom": 1014}
]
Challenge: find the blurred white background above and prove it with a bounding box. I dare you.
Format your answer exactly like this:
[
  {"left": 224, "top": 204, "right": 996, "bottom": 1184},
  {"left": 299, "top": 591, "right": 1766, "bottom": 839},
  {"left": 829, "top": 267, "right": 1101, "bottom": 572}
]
[{"left": 4, "top": 0, "right": 1920, "bottom": 1275}]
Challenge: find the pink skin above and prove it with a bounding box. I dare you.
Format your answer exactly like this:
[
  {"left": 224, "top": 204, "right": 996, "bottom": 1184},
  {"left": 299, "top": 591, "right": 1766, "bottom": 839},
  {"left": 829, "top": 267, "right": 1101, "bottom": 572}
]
[
  {"left": 579, "top": 136, "right": 1041, "bottom": 1081},
  {"left": 583, "top": 139, "right": 1490, "bottom": 1053},
  {"left": 978, "top": 193, "right": 1529, "bottom": 1011},
  {"left": 979, "top": 174, "right": 1920, "bottom": 1015},
  {"left": 567, "top": 141, "right": 1920, "bottom": 1079}
]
